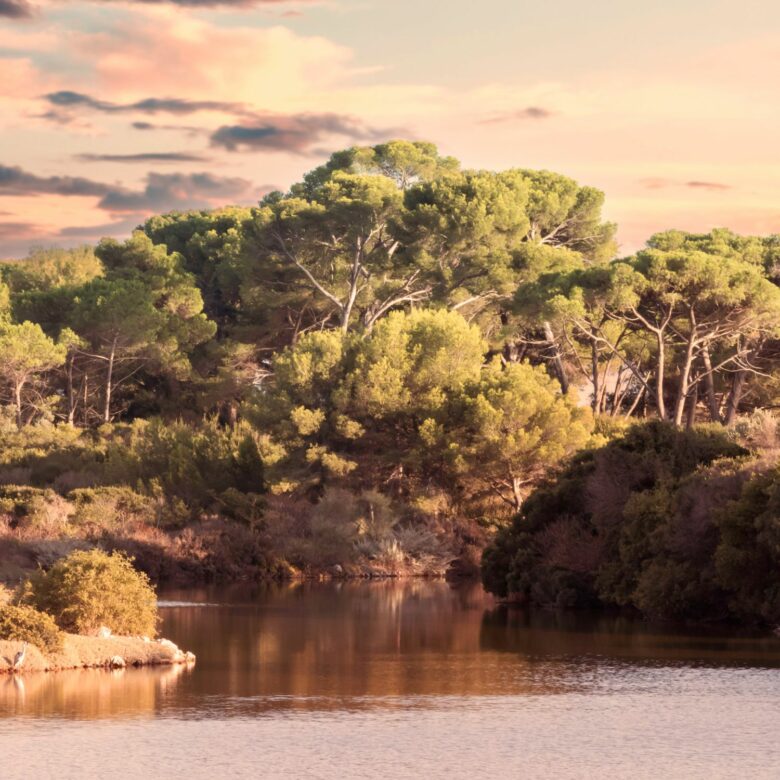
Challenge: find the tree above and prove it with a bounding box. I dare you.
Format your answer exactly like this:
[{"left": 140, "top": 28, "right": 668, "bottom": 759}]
[
  {"left": 248, "top": 329, "right": 356, "bottom": 494},
  {"left": 72, "top": 232, "right": 216, "bottom": 422},
  {"left": 143, "top": 207, "right": 250, "bottom": 331},
  {"left": 519, "top": 230, "right": 780, "bottom": 425},
  {"left": 400, "top": 169, "right": 530, "bottom": 318},
  {"left": 508, "top": 171, "right": 617, "bottom": 392},
  {"left": 246, "top": 172, "right": 426, "bottom": 333},
  {"left": 0, "top": 321, "right": 65, "bottom": 427},
  {"left": 3, "top": 246, "right": 102, "bottom": 293},
  {"left": 460, "top": 360, "right": 592, "bottom": 510},
  {"left": 295, "top": 140, "right": 459, "bottom": 195},
  {"left": 72, "top": 277, "right": 163, "bottom": 423},
  {"left": 607, "top": 244, "right": 780, "bottom": 425},
  {"left": 343, "top": 308, "right": 486, "bottom": 419}
]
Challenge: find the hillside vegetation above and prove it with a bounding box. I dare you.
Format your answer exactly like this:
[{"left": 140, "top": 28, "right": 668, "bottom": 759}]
[{"left": 1, "top": 141, "right": 779, "bottom": 611}]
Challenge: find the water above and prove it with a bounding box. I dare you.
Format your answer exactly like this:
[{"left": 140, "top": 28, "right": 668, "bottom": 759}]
[{"left": 1, "top": 581, "right": 779, "bottom": 779}]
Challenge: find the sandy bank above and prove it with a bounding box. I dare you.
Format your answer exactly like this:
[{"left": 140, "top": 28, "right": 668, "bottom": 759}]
[{"left": 0, "top": 635, "right": 195, "bottom": 674}]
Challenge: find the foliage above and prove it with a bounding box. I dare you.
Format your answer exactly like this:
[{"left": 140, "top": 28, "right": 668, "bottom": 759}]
[
  {"left": 1, "top": 141, "right": 780, "bottom": 604},
  {"left": 481, "top": 421, "right": 759, "bottom": 621},
  {"left": 0, "top": 603, "right": 64, "bottom": 653},
  {"left": 27, "top": 549, "right": 159, "bottom": 636}
]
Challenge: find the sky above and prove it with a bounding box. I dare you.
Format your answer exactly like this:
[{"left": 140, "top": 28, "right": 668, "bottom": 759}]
[{"left": 1, "top": 0, "right": 779, "bottom": 257}]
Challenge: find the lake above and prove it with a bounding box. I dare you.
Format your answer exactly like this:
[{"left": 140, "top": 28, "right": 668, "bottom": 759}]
[{"left": 1, "top": 580, "right": 779, "bottom": 779}]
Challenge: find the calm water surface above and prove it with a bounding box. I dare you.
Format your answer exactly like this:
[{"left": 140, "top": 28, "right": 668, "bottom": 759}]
[{"left": 1, "top": 581, "right": 779, "bottom": 779}]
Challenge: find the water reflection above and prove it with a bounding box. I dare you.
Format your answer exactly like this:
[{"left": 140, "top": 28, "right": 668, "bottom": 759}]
[
  {"left": 0, "top": 662, "right": 194, "bottom": 719},
  {"left": 1, "top": 580, "right": 779, "bottom": 721},
  {"left": 480, "top": 605, "right": 780, "bottom": 666}
]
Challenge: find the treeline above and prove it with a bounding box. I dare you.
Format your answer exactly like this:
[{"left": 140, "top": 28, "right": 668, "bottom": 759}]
[{"left": 1, "top": 140, "right": 780, "bottom": 590}]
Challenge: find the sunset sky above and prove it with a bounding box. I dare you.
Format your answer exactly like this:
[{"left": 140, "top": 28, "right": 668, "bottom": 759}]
[{"left": 1, "top": 0, "right": 778, "bottom": 257}]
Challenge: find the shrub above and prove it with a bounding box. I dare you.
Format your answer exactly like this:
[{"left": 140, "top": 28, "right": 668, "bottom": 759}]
[
  {"left": 0, "top": 604, "right": 64, "bottom": 653},
  {"left": 68, "top": 487, "right": 157, "bottom": 533},
  {"left": 27, "top": 549, "right": 159, "bottom": 636},
  {"left": 0, "top": 485, "right": 73, "bottom": 537},
  {"left": 481, "top": 421, "right": 753, "bottom": 622},
  {"left": 102, "top": 418, "right": 266, "bottom": 514}
]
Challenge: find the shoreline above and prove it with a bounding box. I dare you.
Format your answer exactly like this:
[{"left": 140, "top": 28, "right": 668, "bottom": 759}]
[{"left": 0, "top": 634, "right": 196, "bottom": 675}]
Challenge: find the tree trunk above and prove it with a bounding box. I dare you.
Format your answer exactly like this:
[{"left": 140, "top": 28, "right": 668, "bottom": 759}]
[
  {"left": 686, "top": 380, "right": 699, "bottom": 429},
  {"left": 655, "top": 333, "right": 667, "bottom": 420},
  {"left": 724, "top": 370, "right": 747, "bottom": 427},
  {"left": 624, "top": 384, "right": 646, "bottom": 418},
  {"left": 673, "top": 333, "right": 697, "bottom": 426},
  {"left": 591, "top": 338, "right": 600, "bottom": 414},
  {"left": 503, "top": 340, "right": 527, "bottom": 364},
  {"left": 14, "top": 380, "right": 24, "bottom": 429},
  {"left": 103, "top": 339, "right": 116, "bottom": 424},
  {"left": 700, "top": 345, "right": 721, "bottom": 423},
  {"left": 511, "top": 477, "right": 524, "bottom": 511},
  {"left": 66, "top": 354, "right": 76, "bottom": 425},
  {"left": 543, "top": 320, "right": 569, "bottom": 395},
  {"left": 83, "top": 375, "right": 89, "bottom": 427}
]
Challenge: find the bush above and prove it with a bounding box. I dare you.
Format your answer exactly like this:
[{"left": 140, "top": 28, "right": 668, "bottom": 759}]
[
  {"left": 0, "top": 604, "right": 64, "bottom": 653},
  {"left": 481, "top": 421, "right": 754, "bottom": 622},
  {"left": 27, "top": 549, "right": 159, "bottom": 636},
  {"left": 68, "top": 487, "right": 158, "bottom": 533},
  {"left": 0, "top": 485, "right": 73, "bottom": 537},
  {"left": 102, "top": 418, "right": 266, "bottom": 515}
]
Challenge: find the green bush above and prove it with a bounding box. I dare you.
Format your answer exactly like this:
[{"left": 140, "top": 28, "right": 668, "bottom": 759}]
[
  {"left": 481, "top": 421, "right": 755, "bottom": 622},
  {"left": 27, "top": 549, "right": 159, "bottom": 636},
  {"left": 0, "top": 604, "right": 64, "bottom": 653},
  {"left": 102, "top": 418, "right": 266, "bottom": 516},
  {"left": 68, "top": 487, "right": 157, "bottom": 532},
  {"left": 0, "top": 422, "right": 105, "bottom": 487}
]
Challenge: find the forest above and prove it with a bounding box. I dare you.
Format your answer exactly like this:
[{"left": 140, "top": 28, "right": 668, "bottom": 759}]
[{"left": 1, "top": 140, "right": 779, "bottom": 623}]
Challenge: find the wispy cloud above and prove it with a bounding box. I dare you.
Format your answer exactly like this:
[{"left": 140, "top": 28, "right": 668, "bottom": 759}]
[
  {"left": 640, "top": 177, "right": 732, "bottom": 192},
  {"left": 1, "top": 164, "right": 264, "bottom": 214},
  {"left": 478, "top": 106, "right": 555, "bottom": 125},
  {"left": 0, "top": 164, "right": 112, "bottom": 197},
  {"left": 686, "top": 180, "right": 732, "bottom": 191},
  {"left": 44, "top": 91, "right": 245, "bottom": 117},
  {"left": 210, "top": 113, "right": 397, "bottom": 155},
  {"left": 131, "top": 121, "right": 206, "bottom": 135},
  {"left": 97, "top": 171, "right": 260, "bottom": 213},
  {"left": 75, "top": 152, "right": 210, "bottom": 163}
]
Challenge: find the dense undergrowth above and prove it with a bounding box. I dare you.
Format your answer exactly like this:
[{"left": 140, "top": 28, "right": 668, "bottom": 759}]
[{"left": 482, "top": 418, "right": 780, "bottom": 626}]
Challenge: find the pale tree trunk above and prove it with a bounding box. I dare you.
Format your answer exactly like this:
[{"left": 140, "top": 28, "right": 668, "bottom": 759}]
[
  {"left": 13, "top": 379, "right": 24, "bottom": 429},
  {"left": 340, "top": 236, "right": 364, "bottom": 333},
  {"left": 700, "top": 345, "right": 721, "bottom": 423},
  {"left": 655, "top": 333, "right": 667, "bottom": 420},
  {"left": 591, "top": 339, "right": 600, "bottom": 414},
  {"left": 724, "top": 370, "right": 747, "bottom": 427},
  {"left": 83, "top": 375, "right": 89, "bottom": 427},
  {"left": 511, "top": 477, "right": 524, "bottom": 511},
  {"left": 686, "top": 381, "right": 699, "bottom": 429},
  {"left": 543, "top": 320, "right": 569, "bottom": 395},
  {"left": 65, "top": 354, "right": 76, "bottom": 425},
  {"left": 673, "top": 331, "right": 697, "bottom": 426},
  {"left": 103, "top": 338, "right": 117, "bottom": 424}
]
